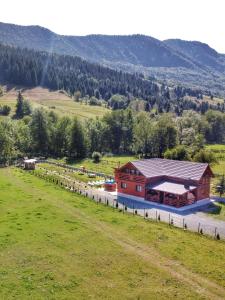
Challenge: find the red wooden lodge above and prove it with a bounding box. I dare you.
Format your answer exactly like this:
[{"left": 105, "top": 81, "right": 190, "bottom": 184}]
[{"left": 115, "top": 158, "right": 213, "bottom": 208}]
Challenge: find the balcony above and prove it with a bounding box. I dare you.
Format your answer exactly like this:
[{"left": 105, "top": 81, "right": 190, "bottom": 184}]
[{"left": 116, "top": 172, "right": 145, "bottom": 183}]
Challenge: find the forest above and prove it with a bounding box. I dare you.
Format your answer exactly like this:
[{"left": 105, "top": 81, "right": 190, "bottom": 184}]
[
  {"left": 0, "top": 92, "right": 224, "bottom": 164},
  {"left": 0, "top": 43, "right": 224, "bottom": 114}
]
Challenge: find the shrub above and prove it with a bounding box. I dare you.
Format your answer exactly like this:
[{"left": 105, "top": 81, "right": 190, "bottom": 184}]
[
  {"left": 216, "top": 175, "right": 225, "bottom": 197},
  {"left": 0, "top": 105, "right": 11, "bottom": 116},
  {"left": 0, "top": 86, "right": 3, "bottom": 97},
  {"left": 89, "top": 97, "right": 100, "bottom": 106},
  {"left": 193, "top": 149, "right": 217, "bottom": 165},
  {"left": 92, "top": 151, "right": 102, "bottom": 163},
  {"left": 164, "top": 145, "right": 190, "bottom": 161}
]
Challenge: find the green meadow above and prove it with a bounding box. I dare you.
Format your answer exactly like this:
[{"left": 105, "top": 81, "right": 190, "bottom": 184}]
[
  {"left": 0, "top": 167, "right": 225, "bottom": 299},
  {"left": 0, "top": 87, "right": 108, "bottom": 120},
  {"left": 49, "top": 155, "right": 136, "bottom": 176}
]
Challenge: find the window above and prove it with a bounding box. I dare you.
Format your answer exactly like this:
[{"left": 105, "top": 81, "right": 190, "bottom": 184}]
[
  {"left": 136, "top": 185, "right": 142, "bottom": 192},
  {"left": 148, "top": 190, "right": 158, "bottom": 196},
  {"left": 121, "top": 182, "right": 127, "bottom": 189}
]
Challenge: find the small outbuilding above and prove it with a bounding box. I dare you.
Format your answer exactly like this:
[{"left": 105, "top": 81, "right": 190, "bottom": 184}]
[{"left": 24, "top": 159, "right": 36, "bottom": 170}]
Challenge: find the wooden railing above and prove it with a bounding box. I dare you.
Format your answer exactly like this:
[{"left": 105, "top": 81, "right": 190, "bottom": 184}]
[{"left": 116, "top": 173, "right": 145, "bottom": 183}]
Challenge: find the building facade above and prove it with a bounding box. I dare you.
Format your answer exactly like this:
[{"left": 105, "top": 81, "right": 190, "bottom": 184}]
[{"left": 115, "top": 158, "right": 213, "bottom": 208}]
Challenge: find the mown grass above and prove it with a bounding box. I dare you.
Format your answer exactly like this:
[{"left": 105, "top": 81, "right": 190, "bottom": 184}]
[
  {"left": 38, "top": 163, "right": 103, "bottom": 183},
  {"left": 0, "top": 97, "right": 108, "bottom": 120},
  {"left": 0, "top": 86, "right": 109, "bottom": 120},
  {"left": 0, "top": 167, "right": 225, "bottom": 299},
  {"left": 33, "top": 99, "right": 108, "bottom": 120},
  {"left": 50, "top": 155, "right": 137, "bottom": 176}
]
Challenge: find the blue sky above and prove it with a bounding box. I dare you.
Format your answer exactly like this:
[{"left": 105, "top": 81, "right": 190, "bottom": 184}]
[{"left": 1, "top": 0, "right": 225, "bottom": 53}]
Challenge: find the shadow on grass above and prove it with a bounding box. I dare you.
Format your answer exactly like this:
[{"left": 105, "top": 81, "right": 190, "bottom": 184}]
[
  {"left": 65, "top": 157, "right": 84, "bottom": 165},
  {"left": 206, "top": 203, "right": 222, "bottom": 215},
  {"left": 65, "top": 157, "right": 101, "bottom": 166}
]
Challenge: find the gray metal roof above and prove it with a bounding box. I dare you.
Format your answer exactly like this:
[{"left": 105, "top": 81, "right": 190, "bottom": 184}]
[
  {"left": 131, "top": 158, "right": 209, "bottom": 181},
  {"left": 24, "top": 159, "right": 36, "bottom": 163},
  {"left": 147, "top": 180, "right": 196, "bottom": 195}
]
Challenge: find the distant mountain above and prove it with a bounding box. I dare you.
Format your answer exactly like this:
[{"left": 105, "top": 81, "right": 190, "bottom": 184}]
[
  {"left": 164, "top": 39, "right": 225, "bottom": 73},
  {"left": 2, "top": 43, "right": 223, "bottom": 114},
  {"left": 64, "top": 35, "right": 197, "bottom": 69},
  {"left": 0, "top": 22, "right": 225, "bottom": 95},
  {"left": 0, "top": 22, "right": 193, "bottom": 68}
]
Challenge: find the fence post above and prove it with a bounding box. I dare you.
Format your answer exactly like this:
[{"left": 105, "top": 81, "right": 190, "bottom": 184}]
[
  {"left": 198, "top": 222, "right": 200, "bottom": 233},
  {"left": 156, "top": 210, "right": 158, "bottom": 221},
  {"left": 214, "top": 227, "right": 217, "bottom": 239}
]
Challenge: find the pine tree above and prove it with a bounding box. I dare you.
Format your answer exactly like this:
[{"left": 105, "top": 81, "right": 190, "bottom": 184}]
[
  {"left": 15, "top": 91, "right": 24, "bottom": 118},
  {"left": 29, "top": 108, "right": 49, "bottom": 155},
  {"left": 15, "top": 92, "right": 31, "bottom": 118},
  {"left": 69, "top": 118, "right": 86, "bottom": 159}
]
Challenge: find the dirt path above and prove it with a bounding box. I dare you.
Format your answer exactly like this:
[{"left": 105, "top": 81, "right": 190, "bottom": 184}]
[{"left": 10, "top": 169, "right": 225, "bottom": 300}]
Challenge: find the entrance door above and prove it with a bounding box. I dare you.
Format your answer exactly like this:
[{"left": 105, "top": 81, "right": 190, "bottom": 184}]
[{"left": 159, "top": 191, "right": 164, "bottom": 203}]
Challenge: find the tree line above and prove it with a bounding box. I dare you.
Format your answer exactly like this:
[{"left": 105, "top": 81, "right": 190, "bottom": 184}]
[
  {"left": 0, "top": 43, "right": 158, "bottom": 102},
  {"left": 0, "top": 43, "right": 224, "bottom": 114},
  {"left": 0, "top": 94, "right": 224, "bottom": 164}
]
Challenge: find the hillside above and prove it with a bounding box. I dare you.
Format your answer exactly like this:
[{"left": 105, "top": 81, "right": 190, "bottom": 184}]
[
  {"left": 1, "top": 43, "right": 224, "bottom": 115},
  {"left": 0, "top": 167, "right": 225, "bottom": 299},
  {"left": 0, "top": 86, "right": 108, "bottom": 119},
  {"left": 0, "top": 22, "right": 194, "bottom": 68},
  {"left": 164, "top": 39, "right": 225, "bottom": 73},
  {"left": 0, "top": 43, "right": 160, "bottom": 102},
  {"left": 1, "top": 22, "right": 225, "bottom": 94}
]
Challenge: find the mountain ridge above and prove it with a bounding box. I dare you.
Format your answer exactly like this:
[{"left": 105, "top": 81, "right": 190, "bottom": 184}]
[{"left": 0, "top": 21, "right": 225, "bottom": 95}]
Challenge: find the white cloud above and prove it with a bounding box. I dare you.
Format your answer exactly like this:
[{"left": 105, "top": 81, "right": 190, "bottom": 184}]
[{"left": 0, "top": 0, "right": 225, "bottom": 52}]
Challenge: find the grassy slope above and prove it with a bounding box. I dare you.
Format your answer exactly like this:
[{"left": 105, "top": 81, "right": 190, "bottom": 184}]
[
  {"left": 205, "top": 144, "right": 225, "bottom": 199},
  {"left": 52, "top": 144, "right": 225, "bottom": 178},
  {"left": 50, "top": 156, "right": 137, "bottom": 176},
  {"left": 38, "top": 162, "right": 104, "bottom": 183},
  {"left": 0, "top": 168, "right": 225, "bottom": 299},
  {"left": 0, "top": 86, "right": 108, "bottom": 120},
  {"left": 206, "top": 144, "right": 225, "bottom": 176}
]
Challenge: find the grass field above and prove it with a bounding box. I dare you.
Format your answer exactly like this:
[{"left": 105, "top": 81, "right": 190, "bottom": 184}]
[
  {"left": 0, "top": 86, "right": 108, "bottom": 120},
  {"left": 205, "top": 144, "right": 225, "bottom": 175},
  {"left": 0, "top": 167, "right": 225, "bottom": 299},
  {"left": 50, "top": 155, "right": 137, "bottom": 176},
  {"left": 38, "top": 162, "right": 104, "bottom": 183},
  {"left": 205, "top": 144, "right": 225, "bottom": 196}
]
